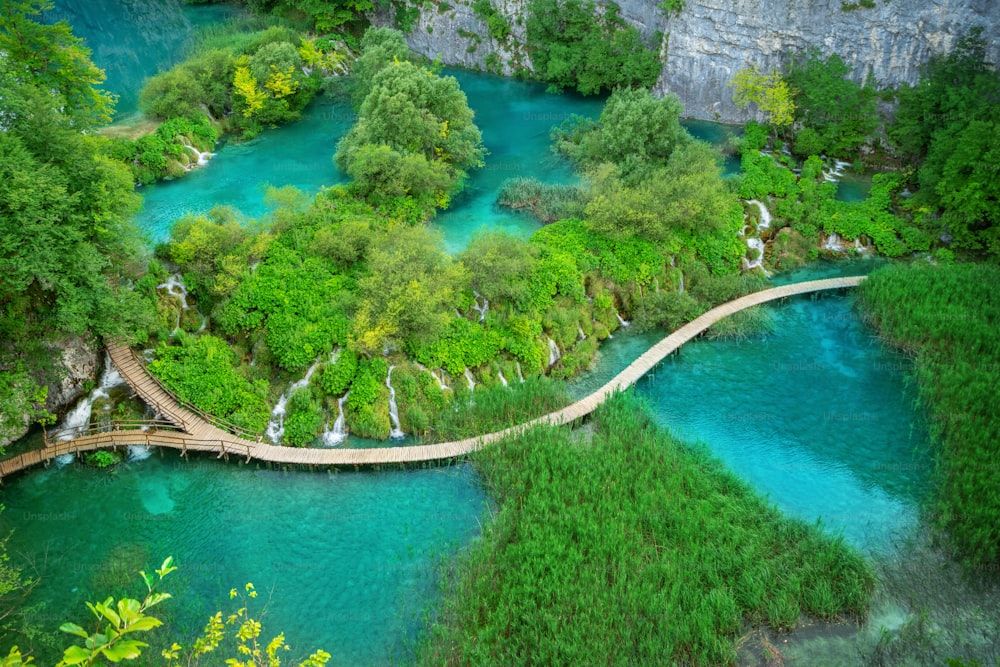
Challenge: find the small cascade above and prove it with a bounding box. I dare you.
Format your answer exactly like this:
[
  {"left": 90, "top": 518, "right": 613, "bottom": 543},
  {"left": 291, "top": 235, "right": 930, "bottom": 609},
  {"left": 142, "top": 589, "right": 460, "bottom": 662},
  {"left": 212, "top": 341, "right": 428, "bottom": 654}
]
[
  {"left": 741, "top": 200, "right": 773, "bottom": 275},
  {"left": 416, "top": 363, "right": 450, "bottom": 391},
  {"left": 265, "top": 360, "right": 322, "bottom": 444},
  {"left": 823, "top": 232, "right": 843, "bottom": 252},
  {"left": 516, "top": 361, "right": 525, "bottom": 383},
  {"left": 463, "top": 368, "right": 476, "bottom": 391},
  {"left": 178, "top": 135, "right": 214, "bottom": 171},
  {"left": 386, "top": 366, "right": 405, "bottom": 439},
  {"left": 472, "top": 291, "right": 489, "bottom": 322},
  {"left": 157, "top": 274, "right": 205, "bottom": 335},
  {"left": 653, "top": 277, "right": 660, "bottom": 294},
  {"left": 497, "top": 370, "right": 508, "bottom": 387},
  {"left": 547, "top": 338, "right": 561, "bottom": 367},
  {"left": 57, "top": 355, "right": 125, "bottom": 440},
  {"left": 577, "top": 324, "right": 587, "bottom": 341},
  {"left": 678, "top": 271, "right": 684, "bottom": 294},
  {"left": 822, "top": 158, "right": 851, "bottom": 183},
  {"left": 321, "top": 392, "right": 349, "bottom": 446},
  {"left": 615, "top": 311, "right": 631, "bottom": 328}
]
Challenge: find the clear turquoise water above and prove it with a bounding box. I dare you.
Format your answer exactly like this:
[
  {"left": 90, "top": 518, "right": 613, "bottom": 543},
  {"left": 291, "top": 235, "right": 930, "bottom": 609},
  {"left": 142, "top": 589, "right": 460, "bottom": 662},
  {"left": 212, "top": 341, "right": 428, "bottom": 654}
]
[
  {"left": 571, "top": 260, "right": 930, "bottom": 552},
  {"left": 135, "top": 69, "right": 605, "bottom": 250},
  {"left": 47, "top": 0, "right": 242, "bottom": 118},
  {"left": 135, "top": 95, "right": 355, "bottom": 243},
  {"left": 0, "top": 455, "right": 487, "bottom": 664},
  {"left": 835, "top": 173, "right": 873, "bottom": 202}
]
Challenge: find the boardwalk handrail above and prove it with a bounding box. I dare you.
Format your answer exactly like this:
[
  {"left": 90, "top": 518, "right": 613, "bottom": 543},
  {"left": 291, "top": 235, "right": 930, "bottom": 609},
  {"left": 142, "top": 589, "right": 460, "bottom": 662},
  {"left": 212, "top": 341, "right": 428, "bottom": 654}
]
[
  {"left": 45, "top": 419, "right": 182, "bottom": 445},
  {"left": 122, "top": 347, "right": 265, "bottom": 442},
  {"left": 0, "top": 276, "right": 865, "bottom": 478}
]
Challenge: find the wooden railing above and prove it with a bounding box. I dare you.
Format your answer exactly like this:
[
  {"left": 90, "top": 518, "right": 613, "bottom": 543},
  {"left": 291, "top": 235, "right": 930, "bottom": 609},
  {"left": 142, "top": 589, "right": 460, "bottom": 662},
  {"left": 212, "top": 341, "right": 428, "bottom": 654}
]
[
  {"left": 44, "top": 419, "right": 182, "bottom": 446},
  {"left": 123, "top": 347, "right": 265, "bottom": 442}
]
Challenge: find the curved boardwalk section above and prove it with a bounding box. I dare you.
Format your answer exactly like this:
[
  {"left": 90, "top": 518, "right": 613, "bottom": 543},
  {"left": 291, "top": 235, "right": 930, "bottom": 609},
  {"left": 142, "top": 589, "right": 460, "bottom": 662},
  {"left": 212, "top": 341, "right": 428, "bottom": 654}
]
[{"left": 0, "top": 276, "right": 864, "bottom": 477}]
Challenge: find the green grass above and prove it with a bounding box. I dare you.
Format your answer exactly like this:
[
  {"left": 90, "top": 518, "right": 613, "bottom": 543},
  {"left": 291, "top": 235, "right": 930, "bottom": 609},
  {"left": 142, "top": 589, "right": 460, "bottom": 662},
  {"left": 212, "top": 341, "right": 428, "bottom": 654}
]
[
  {"left": 419, "top": 392, "right": 874, "bottom": 665},
  {"left": 857, "top": 262, "right": 1000, "bottom": 567}
]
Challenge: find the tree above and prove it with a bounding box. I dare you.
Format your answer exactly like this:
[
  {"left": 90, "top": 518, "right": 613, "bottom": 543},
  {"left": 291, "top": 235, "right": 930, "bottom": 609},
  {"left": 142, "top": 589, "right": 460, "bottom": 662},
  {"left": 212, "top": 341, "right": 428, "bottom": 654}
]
[
  {"left": 460, "top": 231, "right": 539, "bottom": 309},
  {"left": 786, "top": 49, "right": 879, "bottom": 158},
  {"left": 729, "top": 65, "right": 796, "bottom": 130},
  {"left": 352, "top": 227, "right": 468, "bottom": 355},
  {"left": 0, "top": 0, "right": 114, "bottom": 128}
]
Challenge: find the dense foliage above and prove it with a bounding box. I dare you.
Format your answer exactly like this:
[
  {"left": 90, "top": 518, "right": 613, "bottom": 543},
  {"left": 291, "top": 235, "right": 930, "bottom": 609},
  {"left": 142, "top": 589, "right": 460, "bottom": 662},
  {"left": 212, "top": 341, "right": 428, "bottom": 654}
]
[
  {"left": 138, "top": 23, "right": 334, "bottom": 141},
  {"left": 420, "top": 392, "right": 874, "bottom": 665},
  {"left": 889, "top": 28, "right": 1000, "bottom": 258},
  {"left": 525, "top": 0, "right": 661, "bottom": 95},
  {"left": 785, "top": 49, "right": 879, "bottom": 159},
  {"left": 0, "top": 0, "right": 156, "bottom": 445},
  {"left": 858, "top": 263, "right": 1000, "bottom": 567}
]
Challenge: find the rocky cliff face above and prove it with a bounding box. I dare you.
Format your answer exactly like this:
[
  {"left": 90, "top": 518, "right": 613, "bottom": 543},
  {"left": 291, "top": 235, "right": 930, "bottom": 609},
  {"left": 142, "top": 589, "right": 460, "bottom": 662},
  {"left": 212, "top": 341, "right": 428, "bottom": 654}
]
[{"left": 379, "top": 0, "right": 1000, "bottom": 122}]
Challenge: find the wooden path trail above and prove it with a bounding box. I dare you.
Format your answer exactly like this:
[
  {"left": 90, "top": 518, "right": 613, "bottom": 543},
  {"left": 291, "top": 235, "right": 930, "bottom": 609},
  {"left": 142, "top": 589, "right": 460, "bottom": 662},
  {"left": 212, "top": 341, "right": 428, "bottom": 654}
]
[{"left": 0, "top": 276, "right": 865, "bottom": 478}]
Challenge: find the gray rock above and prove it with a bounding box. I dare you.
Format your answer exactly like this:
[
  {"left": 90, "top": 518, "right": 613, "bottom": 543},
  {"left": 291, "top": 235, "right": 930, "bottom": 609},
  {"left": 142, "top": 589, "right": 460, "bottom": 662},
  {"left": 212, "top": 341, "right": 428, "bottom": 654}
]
[{"left": 377, "top": 0, "right": 1000, "bottom": 122}]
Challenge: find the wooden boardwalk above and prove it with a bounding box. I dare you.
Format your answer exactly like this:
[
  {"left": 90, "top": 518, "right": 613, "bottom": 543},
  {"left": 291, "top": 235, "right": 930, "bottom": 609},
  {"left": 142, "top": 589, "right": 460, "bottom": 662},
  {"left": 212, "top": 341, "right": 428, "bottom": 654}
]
[{"left": 0, "top": 276, "right": 864, "bottom": 478}]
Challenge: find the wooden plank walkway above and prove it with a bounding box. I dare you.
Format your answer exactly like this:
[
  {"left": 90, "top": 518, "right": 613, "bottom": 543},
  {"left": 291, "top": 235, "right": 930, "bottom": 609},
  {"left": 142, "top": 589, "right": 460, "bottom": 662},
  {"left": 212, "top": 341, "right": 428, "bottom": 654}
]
[{"left": 0, "top": 276, "right": 865, "bottom": 477}]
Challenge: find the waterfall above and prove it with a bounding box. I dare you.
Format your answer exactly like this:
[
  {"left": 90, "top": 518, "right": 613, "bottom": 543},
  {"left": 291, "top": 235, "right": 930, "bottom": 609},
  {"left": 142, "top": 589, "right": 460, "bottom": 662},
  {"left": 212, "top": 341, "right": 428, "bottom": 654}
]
[
  {"left": 615, "top": 312, "right": 630, "bottom": 328},
  {"left": 547, "top": 338, "right": 561, "bottom": 366},
  {"left": 678, "top": 271, "right": 684, "bottom": 294},
  {"left": 178, "top": 135, "right": 214, "bottom": 171},
  {"left": 386, "top": 366, "right": 405, "bottom": 439},
  {"left": 516, "top": 361, "right": 525, "bottom": 383},
  {"left": 824, "top": 233, "right": 843, "bottom": 251},
  {"left": 416, "top": 363, "right": 450, "bottom": 391},
  {"left": 653, "top": 277, "right": 660, "bottom": 294},
  {"left": 472, "top": 290, "right": 489, "bottom": 322},
  {"left": 265, "top": 360, "right": 322, "bottom": 444},
  {"left": 822, "top": 158, "right": 851, "bottom": 183},
  {"left": 58, "top": 355, "right": 125, "bottom": 440},
  {"left": 321, "top": 392, "right": 349, "bottom": 446},
  {"left": 577, "top": 324, "right": 587, "bottom": 341},
  {"left": 463, "top": 368, "right": 476, "bottom": 391},
  {"left": 157, "top": 274, "right": 205, "bottom": 336},
  {"left": 497, "top": 370, "right": 508, "bottom": 387},
  {"left": 748, "top": 199, "right": 772, "bottom": 229}
]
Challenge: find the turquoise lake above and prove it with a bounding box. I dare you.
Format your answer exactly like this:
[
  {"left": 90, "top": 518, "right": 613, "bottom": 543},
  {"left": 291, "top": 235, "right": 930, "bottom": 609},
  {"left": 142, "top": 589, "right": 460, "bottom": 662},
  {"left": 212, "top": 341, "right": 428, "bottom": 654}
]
[{"left": 1, "top": 2, "right": 946, "bottom": 663}]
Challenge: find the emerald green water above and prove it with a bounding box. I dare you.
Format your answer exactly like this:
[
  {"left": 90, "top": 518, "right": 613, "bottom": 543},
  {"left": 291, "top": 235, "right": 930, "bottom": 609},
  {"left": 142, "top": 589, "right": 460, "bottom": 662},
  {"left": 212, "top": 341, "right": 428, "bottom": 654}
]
[{"left": 0, "top": 456, "right": 486, "bottom": 664}]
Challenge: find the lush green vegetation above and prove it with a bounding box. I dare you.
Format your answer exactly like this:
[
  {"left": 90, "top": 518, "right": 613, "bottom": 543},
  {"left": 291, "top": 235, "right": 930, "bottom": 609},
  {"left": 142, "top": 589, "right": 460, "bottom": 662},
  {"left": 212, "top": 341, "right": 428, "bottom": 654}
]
[
  {"left": 525, "top": 0, "right": 661, "bottom": 95},
  {"left": 336, "top": 29, "right": 485, "bottom": 220},
  {"left": 420, "top": 392, "right": 874, "bottom": 665},
  {"left": 151, "top": 78, "right": 755, "bottom": 446},
  {"left": 858, "top": 263, "right": 1000, "bottom": 567},
  {"left": 0, "top": 0, "right": 156, "bottom": 448},
  {"left": 890, "top": 28, "right": 1000, "bottom": 259}
]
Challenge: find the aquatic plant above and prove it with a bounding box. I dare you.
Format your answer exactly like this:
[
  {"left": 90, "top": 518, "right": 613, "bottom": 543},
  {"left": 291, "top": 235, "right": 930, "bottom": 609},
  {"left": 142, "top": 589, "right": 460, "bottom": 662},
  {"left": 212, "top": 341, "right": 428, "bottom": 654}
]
[
  {"left": 858, "top": 262, "right": 1000, "bottom": 567},
  {"left": 420, "top": 392, "right": 874, "bottom": 665}
]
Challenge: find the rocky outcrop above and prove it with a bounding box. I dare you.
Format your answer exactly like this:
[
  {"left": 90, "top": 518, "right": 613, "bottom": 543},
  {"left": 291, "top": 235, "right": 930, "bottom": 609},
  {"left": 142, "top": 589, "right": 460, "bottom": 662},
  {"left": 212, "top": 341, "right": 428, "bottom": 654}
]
[
  {"left": 379, "top": 0, "right": 1000, "bottom": 122},
  {"left": 0, "top": 338, "right": 100, "bottom": 450}
]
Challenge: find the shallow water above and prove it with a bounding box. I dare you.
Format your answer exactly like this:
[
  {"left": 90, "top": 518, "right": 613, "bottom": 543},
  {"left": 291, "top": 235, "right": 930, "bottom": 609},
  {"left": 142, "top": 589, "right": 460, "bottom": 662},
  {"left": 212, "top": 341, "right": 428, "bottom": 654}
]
[{"left": 0, "top": 455, "right": 486, "bottom": 665}]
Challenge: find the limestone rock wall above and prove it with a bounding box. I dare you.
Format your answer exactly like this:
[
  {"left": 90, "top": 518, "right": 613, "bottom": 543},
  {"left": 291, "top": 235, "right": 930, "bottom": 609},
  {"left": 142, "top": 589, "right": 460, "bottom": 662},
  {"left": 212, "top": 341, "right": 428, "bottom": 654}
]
[{"left": 379, "top": 0, "right": 1000, "bottom": 122}]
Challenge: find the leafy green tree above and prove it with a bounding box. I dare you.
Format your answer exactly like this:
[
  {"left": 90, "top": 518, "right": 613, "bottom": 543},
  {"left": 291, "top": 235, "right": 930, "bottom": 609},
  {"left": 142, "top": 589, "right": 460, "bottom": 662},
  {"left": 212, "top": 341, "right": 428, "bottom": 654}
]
[
  {"left": 786, "top": 49, "right": 879, "bottom": 158},
  {"left": 525, "top": 0, "right": 661, "bottom": 95},
  {"left": 730, "top": 65, "right": 796, "bottom": 130},
  {"left": 460, "top": 231, "right": 539, "bottom": 309},
  {"left": 348, "top": 28, "right": 410, "bottom": 109},
  {"left": 890, "top": 28, "right": 1000, "bottom": 256},
  {"left": 0, "top": 0, "right": 114, "bottom": 128},
  {"left": 352, "top": 227, "right": 468, "bottom": 355}
]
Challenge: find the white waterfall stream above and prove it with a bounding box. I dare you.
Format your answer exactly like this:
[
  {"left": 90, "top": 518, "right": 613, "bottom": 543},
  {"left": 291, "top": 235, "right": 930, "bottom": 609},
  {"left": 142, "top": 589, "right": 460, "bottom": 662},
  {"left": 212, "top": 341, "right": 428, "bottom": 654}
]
[
  {"left": 386, "top": 366, "right": 405, "bottom": 439},
  {"left": 265, "top": 360, "right": 321, "bottom": 444}
]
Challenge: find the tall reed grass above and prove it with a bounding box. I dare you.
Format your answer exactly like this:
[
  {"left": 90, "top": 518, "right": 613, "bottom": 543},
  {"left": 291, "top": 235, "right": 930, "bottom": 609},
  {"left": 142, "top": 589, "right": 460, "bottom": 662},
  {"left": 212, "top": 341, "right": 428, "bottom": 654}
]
[
  {"left": 419, "top": 392, "right": 873, "bottom": 665},
  {"left": 858, "top": 262, "right": 1000, "bottom": 567}
]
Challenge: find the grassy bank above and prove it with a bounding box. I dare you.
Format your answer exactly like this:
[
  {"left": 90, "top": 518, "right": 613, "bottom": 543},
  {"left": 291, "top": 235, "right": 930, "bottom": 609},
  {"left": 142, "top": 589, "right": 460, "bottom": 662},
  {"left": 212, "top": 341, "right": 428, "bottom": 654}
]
[
  {"left": 857, "top": 262, "right": 1000, "bottom": 567},
  {"left": 419, "top": 392, "right": 873, "bottom": 665}
]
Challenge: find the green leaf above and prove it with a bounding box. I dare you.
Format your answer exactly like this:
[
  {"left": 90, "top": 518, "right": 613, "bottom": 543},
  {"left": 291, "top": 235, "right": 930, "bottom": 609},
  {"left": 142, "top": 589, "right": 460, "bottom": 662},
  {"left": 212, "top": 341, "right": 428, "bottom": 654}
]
[
  {"left": 59, "top": 645, "right": 94, "bottom": 666},
  {"left": 100, "top": 639, "right": 147, "bottom": 662},
  {"left": 58, "top": 623, "right": 89, "bottom": 639},
  {"left": 125, "top": 616, "right": 162, "bottom": 633}
]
